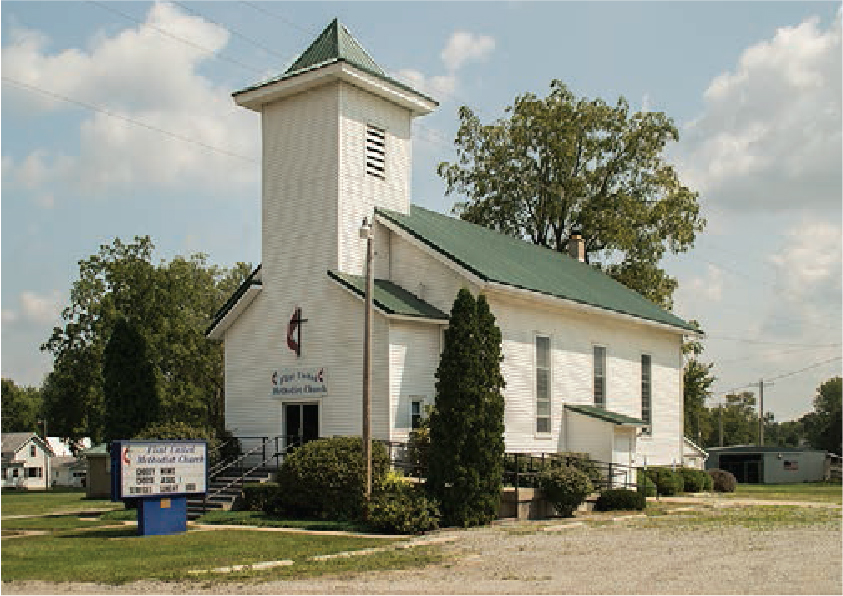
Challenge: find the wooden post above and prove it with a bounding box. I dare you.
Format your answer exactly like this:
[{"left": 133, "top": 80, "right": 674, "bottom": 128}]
[{"left": 362, "top": 219, "right": 374, "bottom": 500}]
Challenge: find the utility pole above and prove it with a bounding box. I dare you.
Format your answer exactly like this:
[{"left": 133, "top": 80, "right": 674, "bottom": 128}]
[
  {"left": 750, "top": 379, "right": 774, "bottom": 446},
  {"left": 359, "top": 218, "right": 374, "bottom": 500},
  {"left": 718, "top": 401, "right": 723, "bottom": 447}
]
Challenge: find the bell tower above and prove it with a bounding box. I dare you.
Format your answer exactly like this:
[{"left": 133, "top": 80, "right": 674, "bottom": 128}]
[{"left": 233, "top": 19, "right": 437, "bottom": 284}]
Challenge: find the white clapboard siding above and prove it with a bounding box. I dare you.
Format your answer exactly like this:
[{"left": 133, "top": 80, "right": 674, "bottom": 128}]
[
  {"left": 485, "top": 290, "right": 684, "bottom": 465},
  {"left": 338, "top": 82, "right": 413, "bottom": 277},
  {"left": 388, "top": 321, "right": 441, "bottom": 442}
]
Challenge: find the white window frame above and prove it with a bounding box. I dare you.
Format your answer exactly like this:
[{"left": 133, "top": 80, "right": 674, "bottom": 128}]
[
  {"left": 641, "top": 354, "right": 652, "bottom": 435},
  {"left": 410, "top": 396, "right": 427, "bottom": 430},
  {"left": 535, "top": 334, "right": 552, "bottom": 436},
  {"left": 593, "top": 344, "right": 607, "bottom": 409}
]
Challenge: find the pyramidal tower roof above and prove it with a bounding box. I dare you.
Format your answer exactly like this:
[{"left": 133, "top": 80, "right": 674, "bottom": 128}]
[
  {"left": 284, "top": 18, "right": 385, "bottom": 78},
  {"left": 233, "top": 18, "right": 437, "bottom": 110}
]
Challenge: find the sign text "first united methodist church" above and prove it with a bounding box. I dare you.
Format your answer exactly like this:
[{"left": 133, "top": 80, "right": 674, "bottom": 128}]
[{"left": 271, "top": 367, "right": 328, "bottom": 397}]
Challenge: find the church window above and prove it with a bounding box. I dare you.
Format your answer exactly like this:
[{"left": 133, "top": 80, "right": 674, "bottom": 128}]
[
  {"left": 366, "top": 124, "right": 386, "bottom": 179},
  {"left": 593, "top": 346, "right": 606, "bottom": 408},
  {"left": 535, "top": 335, "right": 551, "bottom": 434}
]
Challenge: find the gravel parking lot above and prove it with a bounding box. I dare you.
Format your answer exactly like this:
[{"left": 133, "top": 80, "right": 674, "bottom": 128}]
[{"left": 6, "top": 509, "right": 841, "bottom": 595}]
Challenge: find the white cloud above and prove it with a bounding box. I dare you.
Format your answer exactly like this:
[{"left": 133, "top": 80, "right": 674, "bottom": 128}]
[
  {"left": 2, "top": 1, "right": 259, "bottom": 199},
  {"left": 18, "top": 290, "right": 63, "bottom": 325},
  {"left": 675, "top": 12, "right": 841, "bottom": 211},
  {"left": 394, "top": 29, "right": 495, "bottom": 103},
  {"left": 440, "top": 31, "right": 496, "bottom": 72},
  {"left": 769, "top": 219, "right": 842, "bottom": 300},
  {"left": 686, "top": 264, "right": 724, "bottom": 303}
]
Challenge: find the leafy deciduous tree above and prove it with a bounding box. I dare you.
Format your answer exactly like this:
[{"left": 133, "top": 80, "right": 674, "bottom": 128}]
[
  {"left": 1, "top": 378, "right": 43, "bottom": 434},
  {"left": 438, "top": 80, "right": 705, "bottom": 308}
]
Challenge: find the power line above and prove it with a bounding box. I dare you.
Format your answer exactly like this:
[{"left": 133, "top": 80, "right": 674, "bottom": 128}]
[
  {"left": 88, "top": 1, "right": 267, "bottom": 77},
  {"left": 715, "top": 344, "right": 840, "bottom": 365},
  {"left": 2, "top": 76, "right": 259, "bottom": 164},
  {"left": 710, "top": 355, "right": 842, "bottom": 400}
]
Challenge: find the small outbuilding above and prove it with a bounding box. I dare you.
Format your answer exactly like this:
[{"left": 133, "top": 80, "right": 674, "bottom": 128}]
[
  {"left": 81, "top": 443, "right": 111, "bottom": 499},
  {"left": 706, "top": 446, "right": 829, "bottom": 484}
]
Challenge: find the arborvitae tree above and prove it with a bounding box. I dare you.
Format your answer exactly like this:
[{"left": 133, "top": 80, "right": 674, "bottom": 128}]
[
  {"left": 427, "top": 289, "right": 506, "bottom": 527},
  {"left": 473, "top": 294, "right": 506, "bottom": 522},
  {"left": 103, "top": 317, "right": 160, "bottom": 441}
]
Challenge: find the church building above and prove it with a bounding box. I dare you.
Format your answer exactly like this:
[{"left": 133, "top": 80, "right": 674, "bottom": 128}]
[{"left": 207, "top": 19, "right": 699, "bottom": 471}]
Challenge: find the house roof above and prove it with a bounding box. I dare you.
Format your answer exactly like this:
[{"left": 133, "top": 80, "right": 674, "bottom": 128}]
[
  {"left": 328, "top": 270, "right": 449, "bottom": 321},
  {"left": 1, "top": 432, "right": 53, "bottom": 460},
  {"left": 707, "top": 445, "right": 826, "bottom": 454},
  {"left": 565, "top": 404, "right": 646, "bottom": 426},
  {"left": 376, "top": 205, "right": 697, "bottom": 333},
  {"left": 80, "top": 443, "right": 109, "bottom": 457},
  {"left": 233, "top": 19, "right": 437, "bottom": 105}
]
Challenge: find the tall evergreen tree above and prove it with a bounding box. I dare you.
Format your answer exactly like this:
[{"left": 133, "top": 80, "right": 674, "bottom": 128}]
[
  {"left": 427, "top": 289, "right": 506, "bottom": 527},
  {"left": 473, "top": 294, "right": 506, "bottom": 521},
  {"left": 103, "top": 317, "right": 160, "bottom": 441}
]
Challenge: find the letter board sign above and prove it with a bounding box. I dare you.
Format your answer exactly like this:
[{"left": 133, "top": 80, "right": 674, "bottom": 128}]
[{"left": 111, "top": 440, "right": 207, "bottom": 500}]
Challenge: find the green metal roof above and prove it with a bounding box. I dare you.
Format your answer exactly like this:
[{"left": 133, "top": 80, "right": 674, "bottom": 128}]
[
  {"left": 376, "top": 205, "right": 697, "bottom": 333},
  {"left": 329, "top": 270, "right": 448, "bottom": 321},
  {"left": 285, "top": 18, "right": 384, "bottom": 78},
  {"left": 565, "top": 404, "right": 646, "bottom": 426},
  {"left": 233, "top": 19, "right": 437, "bottom": 105}
]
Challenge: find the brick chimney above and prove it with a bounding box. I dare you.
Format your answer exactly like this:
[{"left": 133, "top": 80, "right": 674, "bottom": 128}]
[{"left": 568, "top": 232, "right": 585, "bottom": 262}]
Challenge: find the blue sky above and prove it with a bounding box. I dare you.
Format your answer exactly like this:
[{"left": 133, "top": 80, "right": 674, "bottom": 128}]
[{"left": 2, "top": 1, "right": 841, "bottom": 422}]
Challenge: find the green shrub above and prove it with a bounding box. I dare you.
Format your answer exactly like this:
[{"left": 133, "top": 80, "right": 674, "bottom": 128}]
[
  {"left": 680, "top": 468, "right": 710, "bottom": 493},
  {"left": 594, "top": 489, "right": 647, "bottom": 511},
  {"left": 646, "top": 467, "right": 684, "bottom": 496},
  {"left": 241, "top": 482, "right": 279, "bottom": 512},
  {"left": 708, "top": 468, "right": 737, "bottom": 493},
  {"left": 537, "top": 465, "right": 593, "bottom": 517},
  {"left": 274, "top": 436, "right": 390, "bottom": 520},
  {"left": 702, "top": 471, "right": 714, "bottom": 491},
  {"left": 636, "top": 469, "right": 656, "bottom": 497},
  {"left": 366, "top": 477, "right": 441, "bottom": 535}
]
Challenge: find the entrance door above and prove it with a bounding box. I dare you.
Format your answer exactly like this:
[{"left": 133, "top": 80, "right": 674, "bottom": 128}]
[{"left": 284, "top": 403, "right": 319, "bottom": 451}]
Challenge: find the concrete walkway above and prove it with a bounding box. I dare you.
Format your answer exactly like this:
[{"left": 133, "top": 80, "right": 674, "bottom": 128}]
[{"left": 649, "top": 494, "right": 842, "bottom": 508}]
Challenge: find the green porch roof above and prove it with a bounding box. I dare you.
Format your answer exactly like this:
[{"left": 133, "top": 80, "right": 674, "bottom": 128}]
[
  {"left": 329, "top": 270, "right": 448, "bottom": 321},
  {"left": 376, "top": 205, "right": 697, "bottom": 333},
  {"left": 565, "top": 404, "right": 646, "bottom": 426},
  {"left": 233, "top": 19, "right": 437, "bottom": 105}
]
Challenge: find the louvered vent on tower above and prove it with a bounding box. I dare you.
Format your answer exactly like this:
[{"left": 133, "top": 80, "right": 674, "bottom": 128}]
[{"left": 365, "top": 124, "right": 386, "bottom": 179}]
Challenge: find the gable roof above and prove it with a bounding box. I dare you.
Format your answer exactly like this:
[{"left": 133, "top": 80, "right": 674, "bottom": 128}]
[
  {"left": 376, "top": 205, "right": 697, "bottom": 333},
  {"left": 233, "top": 19, "right": 437, "bottom": 106},
  {"left": 1, "top": 432, "right": 52, "bottom": 460},
  {"left": 565, "top": 404, "right": 646, "bottom": 426},
  {"left": 328, "top": 270, "right": 448, "bottom": 321},
  {"left": 206, "top": 265, "right": 262, "bottom": 338}
]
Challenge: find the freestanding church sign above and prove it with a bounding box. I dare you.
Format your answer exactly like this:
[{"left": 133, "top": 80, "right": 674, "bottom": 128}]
[{"left": 111, "top": 440, "right": 207, "bottom": 536}]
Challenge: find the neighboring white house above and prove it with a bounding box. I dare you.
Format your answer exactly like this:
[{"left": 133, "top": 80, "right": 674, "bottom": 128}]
[
  {"left": 207, "top": 19, "right": 700, "bottom": 471},
  {"left": 1, "top": 433, "right": 54, "bottom": 490},
  {"left": 51, "top": 456, "right": 87, "bottom": 488},
  {"left": 682, "top": 437, "right": 709, "bottom": 469}
]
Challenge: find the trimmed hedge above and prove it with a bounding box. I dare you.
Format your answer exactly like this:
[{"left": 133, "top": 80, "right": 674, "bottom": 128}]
[
  {"left": 594, "top": 489, "right": 647, "bottom": 511},
  {"left": 241, "top": 482, "right": 279, "bottom": 512},
  {"left": 537, "top": 464, "right": 593, "bottom": 517},
  {"left": 708, "top": 468, "right": 737, "bottom": 493},
  {"left": 646, "top": 467, "right": 684, "bottom": 496},
  {"left": 680, "top": 468, "right": 710, "bottom": 493},
  {"left": 636, "top": 469, "right": 656, "bottom": 497},
  {"left": 366, "top": 476, "right": 441, "bottom": 534},
  {"left": 272, "top": 437, "right": 390, "bottom": 520}
]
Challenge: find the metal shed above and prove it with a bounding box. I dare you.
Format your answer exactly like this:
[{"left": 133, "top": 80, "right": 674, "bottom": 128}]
[{"left": 705, "top": 446, "right": 829, "bottom": 484}]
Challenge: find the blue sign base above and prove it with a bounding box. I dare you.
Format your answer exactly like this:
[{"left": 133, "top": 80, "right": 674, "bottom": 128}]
[{"left": 137, "top": 496, "right": 187, "bottom": 536}]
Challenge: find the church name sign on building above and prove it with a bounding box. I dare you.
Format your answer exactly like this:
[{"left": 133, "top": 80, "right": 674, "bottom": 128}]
[
  {"left": 271, "top": 367, "right": 328, "bottom": 397},
  {"left": 114, "top": 440, "right": 207, "bottom": 497}
]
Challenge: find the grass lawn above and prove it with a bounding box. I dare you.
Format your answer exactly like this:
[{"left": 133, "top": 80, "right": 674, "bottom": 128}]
[
  {"left": 727, "top": 482, "right": 842, "bottom": 504},
  {"left": 195, "top": 510, "right": 374, "bottom": 533},
  {"left": 1, "top": 525, "right": 440, "bottom": 584},
  {"left": 1, "top": 488, "right": 122, "bottom": 517},
  {"left": 1, "top": 514, "right": 124, "bottom": 532}
]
